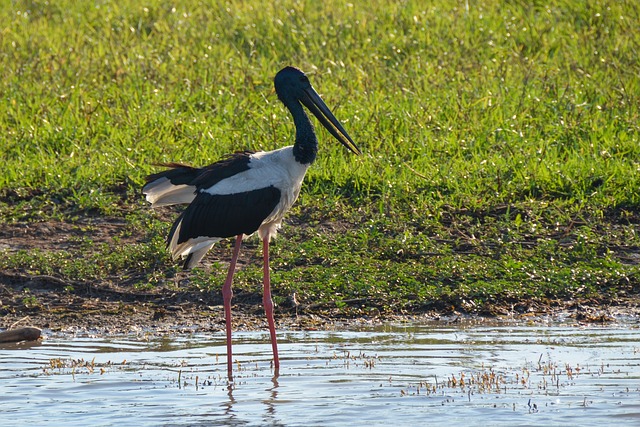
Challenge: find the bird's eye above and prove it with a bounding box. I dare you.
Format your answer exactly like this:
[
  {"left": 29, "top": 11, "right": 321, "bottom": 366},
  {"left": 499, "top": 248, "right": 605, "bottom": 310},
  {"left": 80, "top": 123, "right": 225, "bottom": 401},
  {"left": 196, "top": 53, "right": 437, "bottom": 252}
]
[{"left": 300, "top": 76, "right": 309, "bottom": 84}]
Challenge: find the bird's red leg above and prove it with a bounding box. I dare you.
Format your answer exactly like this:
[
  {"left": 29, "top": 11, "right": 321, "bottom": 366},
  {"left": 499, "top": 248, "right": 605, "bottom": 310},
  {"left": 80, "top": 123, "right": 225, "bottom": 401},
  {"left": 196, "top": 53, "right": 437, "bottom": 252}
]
[
  {"left": 223, "top": 234, "right": 243, "bottom": 381},
  {"left": 262, "top": 238, "right": 280, "bottom": 374}
]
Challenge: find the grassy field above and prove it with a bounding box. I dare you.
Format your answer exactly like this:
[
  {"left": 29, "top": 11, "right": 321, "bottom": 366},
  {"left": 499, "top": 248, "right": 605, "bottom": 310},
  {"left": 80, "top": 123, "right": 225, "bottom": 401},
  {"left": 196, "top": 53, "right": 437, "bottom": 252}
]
[{"left": 1, "top": 0, "right": 639, "bottom": 318}]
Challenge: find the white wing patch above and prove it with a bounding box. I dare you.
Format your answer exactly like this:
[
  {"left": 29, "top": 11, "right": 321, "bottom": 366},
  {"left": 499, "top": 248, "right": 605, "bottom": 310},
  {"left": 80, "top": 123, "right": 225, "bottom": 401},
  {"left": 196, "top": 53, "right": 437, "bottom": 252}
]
[
  {"left": 202, "top": 147, "right": 308, "bottom": 197},
  {"left": 144, "top": 177, "right": 196, "bottom": 207},
  {"left": 168, "top": 221, "right": 222, "bottom": 268}
]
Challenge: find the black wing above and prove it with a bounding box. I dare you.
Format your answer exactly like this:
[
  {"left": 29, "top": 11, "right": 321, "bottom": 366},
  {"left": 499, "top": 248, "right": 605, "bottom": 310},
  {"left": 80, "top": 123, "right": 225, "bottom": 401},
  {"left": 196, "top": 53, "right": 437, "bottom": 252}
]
[
  {"left": 144, "top": 151, "right": 254, "bottom": 188},
  {"left": 172, "top": 186, "right": 282, "bottom": 243},
  {"left": 145, "top": 163, "right": 200, "bottom": 187},
  {"left": 192, "top": 151, "right": 254, "bottom": 189}
]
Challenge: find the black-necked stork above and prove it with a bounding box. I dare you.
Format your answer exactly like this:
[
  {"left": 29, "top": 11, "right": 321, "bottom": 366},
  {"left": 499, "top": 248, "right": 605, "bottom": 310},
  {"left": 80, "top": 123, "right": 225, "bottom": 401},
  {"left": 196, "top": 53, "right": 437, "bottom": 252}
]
[{"left": 143, "top": 66, "right": 361, "bottom": 379}]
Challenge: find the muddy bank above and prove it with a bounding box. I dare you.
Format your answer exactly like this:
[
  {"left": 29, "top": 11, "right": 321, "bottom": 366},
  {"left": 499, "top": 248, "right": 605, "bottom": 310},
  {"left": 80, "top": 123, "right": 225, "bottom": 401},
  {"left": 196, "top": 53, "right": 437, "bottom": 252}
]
[
  {"left": 2, "top": 269, "right": 639, "bottom": 337},
  {"left": 1, "top": 217, "right": 639, "bottom": 336}
]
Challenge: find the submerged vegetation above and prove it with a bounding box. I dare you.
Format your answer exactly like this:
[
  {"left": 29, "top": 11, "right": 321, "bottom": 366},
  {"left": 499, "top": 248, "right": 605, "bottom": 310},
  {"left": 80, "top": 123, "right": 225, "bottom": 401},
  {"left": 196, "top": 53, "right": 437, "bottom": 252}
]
[{"left": 1, "top": 0, "right": 638, "bottom": 320}]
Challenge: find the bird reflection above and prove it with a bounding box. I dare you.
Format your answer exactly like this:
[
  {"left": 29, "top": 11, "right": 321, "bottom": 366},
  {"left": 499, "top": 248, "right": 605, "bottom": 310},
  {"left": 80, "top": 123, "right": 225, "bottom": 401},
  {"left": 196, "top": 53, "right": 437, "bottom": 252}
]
[
  {"left": 261, "top": 374, "right": 282, "bottom": 426},
  {"left": 221, "top": 371, "right": 281, "bottom": 425},
  {"left": 222, "top": 382, "right": 236, "bottom": 420}
]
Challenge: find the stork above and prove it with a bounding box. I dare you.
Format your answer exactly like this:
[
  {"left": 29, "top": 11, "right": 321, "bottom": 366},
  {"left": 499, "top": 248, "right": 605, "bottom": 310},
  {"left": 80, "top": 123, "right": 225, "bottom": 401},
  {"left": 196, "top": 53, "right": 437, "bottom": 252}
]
[{"left": 143, "top": 66, "right": 361, "bottom": 379}]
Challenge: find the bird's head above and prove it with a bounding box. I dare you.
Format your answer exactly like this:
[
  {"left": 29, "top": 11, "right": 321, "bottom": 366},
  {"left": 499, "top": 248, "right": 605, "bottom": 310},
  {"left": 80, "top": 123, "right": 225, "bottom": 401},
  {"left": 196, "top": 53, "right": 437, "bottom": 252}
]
[{"left": 274, "top": 67, "right": 361, "bottom": 156}]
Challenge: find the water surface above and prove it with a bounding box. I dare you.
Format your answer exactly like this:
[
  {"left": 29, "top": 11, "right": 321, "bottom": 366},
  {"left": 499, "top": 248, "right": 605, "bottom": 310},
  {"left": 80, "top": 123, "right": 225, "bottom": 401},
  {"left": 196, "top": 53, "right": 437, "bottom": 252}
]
[{"left": 1, "top": 322, "right": 639, "bottom": 426}]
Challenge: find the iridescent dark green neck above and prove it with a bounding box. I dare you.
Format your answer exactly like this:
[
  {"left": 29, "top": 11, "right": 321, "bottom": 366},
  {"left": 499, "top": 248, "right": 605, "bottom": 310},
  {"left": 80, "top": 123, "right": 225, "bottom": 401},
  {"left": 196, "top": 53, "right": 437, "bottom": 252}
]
[{"left": 289, "top": 101, "right": 318, "bottom": 165}]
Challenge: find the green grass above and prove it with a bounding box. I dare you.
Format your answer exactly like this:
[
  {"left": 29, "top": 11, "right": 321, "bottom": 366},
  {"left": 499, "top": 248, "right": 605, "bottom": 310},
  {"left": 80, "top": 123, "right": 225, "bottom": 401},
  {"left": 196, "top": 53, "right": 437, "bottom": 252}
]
[{"left": 1, "top": 0, "right": 639, "bottom": 315}]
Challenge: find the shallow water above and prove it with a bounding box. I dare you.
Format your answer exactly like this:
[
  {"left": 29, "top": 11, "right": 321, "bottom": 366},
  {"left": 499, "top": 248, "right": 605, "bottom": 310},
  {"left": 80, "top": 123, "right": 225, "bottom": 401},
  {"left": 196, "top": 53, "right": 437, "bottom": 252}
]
[{"left": 1, "top": 322, "right": 639, "bottom": 426}]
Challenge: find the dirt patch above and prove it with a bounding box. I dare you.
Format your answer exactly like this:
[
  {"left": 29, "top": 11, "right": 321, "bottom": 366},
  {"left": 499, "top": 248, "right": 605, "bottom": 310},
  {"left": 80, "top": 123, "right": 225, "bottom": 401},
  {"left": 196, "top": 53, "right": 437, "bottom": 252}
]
[{"left": 0, "top": 216, "right": 134, "bottom": 252}]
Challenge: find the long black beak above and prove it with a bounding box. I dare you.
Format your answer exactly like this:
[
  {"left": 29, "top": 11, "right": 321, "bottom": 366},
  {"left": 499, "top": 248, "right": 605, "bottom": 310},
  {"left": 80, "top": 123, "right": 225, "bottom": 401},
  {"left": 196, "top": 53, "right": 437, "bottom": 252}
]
[{"left": 300, "top": 87, "right": 362, "bottom": 155}]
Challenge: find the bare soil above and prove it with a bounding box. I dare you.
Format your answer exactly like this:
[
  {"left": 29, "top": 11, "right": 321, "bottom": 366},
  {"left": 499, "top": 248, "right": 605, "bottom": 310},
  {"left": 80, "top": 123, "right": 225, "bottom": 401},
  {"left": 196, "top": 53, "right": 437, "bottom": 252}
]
[{"left": 1, "top": 218, "right": 638, "bottom": 336}]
